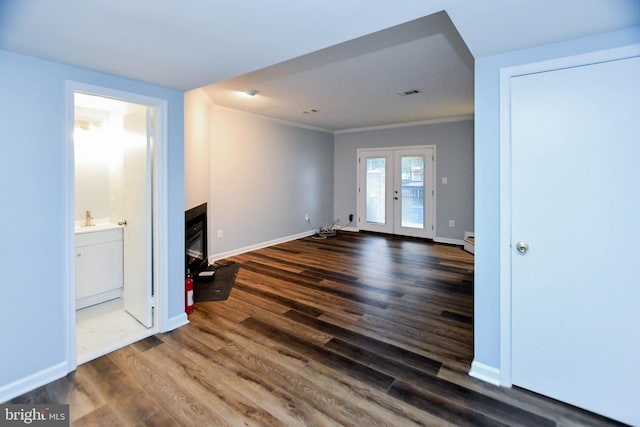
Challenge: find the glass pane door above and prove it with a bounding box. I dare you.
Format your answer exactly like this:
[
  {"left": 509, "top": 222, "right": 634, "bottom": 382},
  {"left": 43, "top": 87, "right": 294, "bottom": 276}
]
[
  {"left": 358, "top": 147, "right": 433, "bottom": 238},
  {"left": 359, "top": 150, "right": 393, "bottom": 234},
  {"left": 400, "top": 155, "right": 424, "bottom": 229},
  {"left": 394, "top": 148, "right": 433, "bottom": 238},
  {"left": 365, "top": 157, "right": 386, "bottom": 225}
]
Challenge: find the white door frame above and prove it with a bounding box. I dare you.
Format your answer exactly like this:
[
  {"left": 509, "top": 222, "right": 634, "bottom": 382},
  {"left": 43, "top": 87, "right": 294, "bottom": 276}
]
[
  {"left": 356, "top": 145, "right": 436, "bottom": 238},
  {"left": 64, "top": 81, "right": 169, "bottom": 372},
  {"left": 498, "top": 43, "right": 640, "bottom": 387}
]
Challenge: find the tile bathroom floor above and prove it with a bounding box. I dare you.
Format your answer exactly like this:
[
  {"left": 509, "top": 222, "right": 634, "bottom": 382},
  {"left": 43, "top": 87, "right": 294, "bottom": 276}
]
[{"left": 76, "top": 298, "right": 152, "bottom": 365}]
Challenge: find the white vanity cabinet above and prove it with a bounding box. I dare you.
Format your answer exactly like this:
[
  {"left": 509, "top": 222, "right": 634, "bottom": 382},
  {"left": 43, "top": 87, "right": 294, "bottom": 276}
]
[{"left": 75, "top": 227, "right": 123, "bottom": 309}]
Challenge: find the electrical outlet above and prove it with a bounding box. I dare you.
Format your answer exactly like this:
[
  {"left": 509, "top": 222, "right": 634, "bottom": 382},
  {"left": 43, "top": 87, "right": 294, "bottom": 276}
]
[
  {"left": 217, "top": 229, "right": 224, "bottom": 238},
  {"left": 305, "top": 214, "right": 310, "bottom": 223},
  {"left": 449, "top": 220, "right": 455, "bottom": 228}
]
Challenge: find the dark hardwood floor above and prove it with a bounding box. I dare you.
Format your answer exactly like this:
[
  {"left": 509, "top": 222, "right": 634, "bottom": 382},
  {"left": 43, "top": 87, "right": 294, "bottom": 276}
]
[{"left": 12, "top": 232, "right": 626, "bottom": 426}]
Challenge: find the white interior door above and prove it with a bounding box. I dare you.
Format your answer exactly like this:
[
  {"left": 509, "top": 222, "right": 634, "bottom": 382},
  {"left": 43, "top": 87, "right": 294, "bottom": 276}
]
[
  {"left": 122, "top": 106, "right": 153, "bottom": 328},
  {"left": 510, "top": 55, "right": 640, "bottom": 425},
  {"left": 358, "top": 147, "right": 434, "bottom": 238}
]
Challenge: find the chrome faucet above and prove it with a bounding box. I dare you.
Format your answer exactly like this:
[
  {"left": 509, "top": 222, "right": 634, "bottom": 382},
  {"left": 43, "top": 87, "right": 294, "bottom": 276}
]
[{"left": 85, "top": 210, "right": 94, "bottom": 227}]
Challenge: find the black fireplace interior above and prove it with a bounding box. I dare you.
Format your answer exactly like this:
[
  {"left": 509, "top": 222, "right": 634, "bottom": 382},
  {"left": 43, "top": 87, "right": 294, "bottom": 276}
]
[
  {"left": 185, "top": 203, "right": 207, "bottom": 275},
  {"left": 185, "top": 202, "right": 239, "bottom": 302}
]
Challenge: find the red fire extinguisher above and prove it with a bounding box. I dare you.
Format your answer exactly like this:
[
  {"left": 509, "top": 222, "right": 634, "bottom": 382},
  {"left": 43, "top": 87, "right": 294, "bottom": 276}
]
[{"left": 185, "top": 269, "right": 194, "bottom": 314}]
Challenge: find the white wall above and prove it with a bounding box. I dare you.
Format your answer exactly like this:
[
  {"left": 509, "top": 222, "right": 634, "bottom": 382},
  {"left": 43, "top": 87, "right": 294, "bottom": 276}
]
[
  {"left": 74, "top": 127, "right": 113, "bottom": 221},
  {"left": 74, "top": 108, "right": 146, "bottom": 224},
  {"left": 184, "top": 102, "right": 335, "bottom": 260},
  {"left": 0, "top": 49, "right": 184, "bottom": 401},
  {"left": 334, "top": 119, "right": 474, "bottom": 241},
  {"left": 184, "top": 89, "right": 212, "bottom": 211}
]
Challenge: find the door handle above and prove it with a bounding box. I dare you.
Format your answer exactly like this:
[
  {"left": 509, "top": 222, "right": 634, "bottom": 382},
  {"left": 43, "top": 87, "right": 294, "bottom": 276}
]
[
  {"left": 516, "top": 241, "right": 529, "bottom": 254},
  {"left": 118, "top": 220, "right": 128, "bottom": 226}
]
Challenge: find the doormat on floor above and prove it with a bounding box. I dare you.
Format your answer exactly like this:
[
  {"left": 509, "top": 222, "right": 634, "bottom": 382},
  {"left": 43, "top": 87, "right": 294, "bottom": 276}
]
[{"left": 194, "top": 261, "right": 239, "bottom": 302}]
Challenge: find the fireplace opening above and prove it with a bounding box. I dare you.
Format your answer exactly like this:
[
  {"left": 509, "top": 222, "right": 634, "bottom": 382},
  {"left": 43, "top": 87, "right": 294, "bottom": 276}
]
[
  {"left": 185, "top": 202, "right": 238, "bottom": 303},
  {"left": 185, "top": 203, "right": 207, "bottom": 275}
]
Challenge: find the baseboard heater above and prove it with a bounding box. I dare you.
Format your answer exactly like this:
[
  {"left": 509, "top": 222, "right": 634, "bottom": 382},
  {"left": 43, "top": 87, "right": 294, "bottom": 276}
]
[
  {"left": 463, "top": 231, "right": 475, "bottom": 254},
  {"left": 194, "top": 260, "right": 239, "bottom": 302}
]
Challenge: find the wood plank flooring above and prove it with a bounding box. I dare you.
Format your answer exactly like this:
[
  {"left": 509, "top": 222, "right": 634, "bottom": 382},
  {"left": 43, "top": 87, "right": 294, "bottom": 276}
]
[{"left": 11, "top": 231, "right": 626, "bottom": 426}]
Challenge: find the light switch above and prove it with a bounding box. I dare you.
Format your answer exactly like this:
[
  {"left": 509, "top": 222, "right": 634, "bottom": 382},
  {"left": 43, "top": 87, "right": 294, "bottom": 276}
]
[{"left": 442, "top": 177, "right": 448, "bottom": 184}]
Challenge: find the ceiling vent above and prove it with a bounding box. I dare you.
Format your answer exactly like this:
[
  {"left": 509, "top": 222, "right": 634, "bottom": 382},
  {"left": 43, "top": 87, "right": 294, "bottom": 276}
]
[{"left": 397, "top": 89, "right": 421, "bottom": 96}]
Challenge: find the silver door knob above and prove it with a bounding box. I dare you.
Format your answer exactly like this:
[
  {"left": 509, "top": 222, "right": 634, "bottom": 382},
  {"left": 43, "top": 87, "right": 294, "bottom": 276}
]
[{"left": 516, "top": 241, "right": 529, "bottom": 254}]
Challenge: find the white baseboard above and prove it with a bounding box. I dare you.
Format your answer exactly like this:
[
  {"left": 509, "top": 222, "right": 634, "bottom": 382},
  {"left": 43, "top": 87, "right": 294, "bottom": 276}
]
[
  {"left": 209, "top": 230, "right": 317, "bottom": 261},
  {"left": 76, "top": 288, "right": 122, "bottom": 310},
  {"left": 0, "top": 362, "right": 67, "bottom": 403},
  {"left": 163, "top": 313, "right": 189, "bottom": 333},
  {"left": 468, "top": 360, "right": 501, "bottom": 386},
  {"left": 433, "top": 236, "right": 465, "bottom": 246}
]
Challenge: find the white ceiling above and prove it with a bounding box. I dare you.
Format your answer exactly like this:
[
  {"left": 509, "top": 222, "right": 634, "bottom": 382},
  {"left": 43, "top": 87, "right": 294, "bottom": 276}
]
[
  {"left": 201, "top": 12, "right": 474, "bottom": 131},
  {"left": 1, "top": 0, "right": 638, "bottom": 130}
]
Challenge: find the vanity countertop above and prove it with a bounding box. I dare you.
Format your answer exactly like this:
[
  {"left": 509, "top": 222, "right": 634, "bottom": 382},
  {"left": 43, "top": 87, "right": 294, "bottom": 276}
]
[{"left": 75, "top": 223, "right": 123, "bottom": 234}]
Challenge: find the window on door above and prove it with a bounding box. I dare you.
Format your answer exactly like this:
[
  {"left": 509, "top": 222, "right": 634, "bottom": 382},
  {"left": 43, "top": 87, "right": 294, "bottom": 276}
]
[
  {"left": 358, "top": 146, "right": 435, "bottom": 239},
  {"left": 399, "top": 155, "right": 425, "bottom": 229},
  {"left": 365, "top": 156, "right": 387, "bottom": 225}
]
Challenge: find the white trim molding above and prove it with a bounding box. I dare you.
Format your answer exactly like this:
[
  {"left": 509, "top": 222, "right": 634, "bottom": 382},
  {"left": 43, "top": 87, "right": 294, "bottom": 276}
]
[
  {"left": 209, "top": 230, "right": 317, "bottom": 262},
  {"left": 469, "top": 360, "right": 501, "bottom": 386},
  {"left": 213, "top": 104, "right": 333, "bottom": 134},
  {"left": 336, "top": 115, "right": 473, "bottom": 134},
  {"left": 164, "top": 313, "right": 189, "bottom": 332},
  {"left": 0, "top": 362, "right": 67, "bottom": 403},
  {"left": 433, "top": 237, "right": 465, "bottom": 246},
  {"left": 65, "top": 81, "right": 170, "bottom": 372}
]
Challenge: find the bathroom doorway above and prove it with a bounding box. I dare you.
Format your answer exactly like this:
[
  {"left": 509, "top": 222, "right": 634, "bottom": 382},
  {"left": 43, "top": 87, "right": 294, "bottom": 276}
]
[{"left": 69, "top": 87, "right": 161, "bottom": 365}]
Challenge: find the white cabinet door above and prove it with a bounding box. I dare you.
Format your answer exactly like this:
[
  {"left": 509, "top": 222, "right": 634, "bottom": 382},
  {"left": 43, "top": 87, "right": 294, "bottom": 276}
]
[
  {"left": 510, "top": 55, "right": 640, "bottom": 425},
  {"left": 76, "top": 230, "right": 123, "bottom": 308}
]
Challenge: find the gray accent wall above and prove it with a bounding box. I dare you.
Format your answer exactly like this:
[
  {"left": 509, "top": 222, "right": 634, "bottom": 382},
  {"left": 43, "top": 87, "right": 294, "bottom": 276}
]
[
  {"left": 334, "top": 119, "right": 474, "bottom": 241},
  {"left": 207, "top": 106, "right": 334, "bottom": 257}
]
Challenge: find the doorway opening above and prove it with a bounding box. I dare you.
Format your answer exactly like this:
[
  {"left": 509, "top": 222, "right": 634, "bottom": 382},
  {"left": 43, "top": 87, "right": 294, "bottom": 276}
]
[
  {"left": 67, "top": 84, "right": 165, "bottom": 367},
  {"left": 357, "top": 146, "right": 435, "bottom": 238}
]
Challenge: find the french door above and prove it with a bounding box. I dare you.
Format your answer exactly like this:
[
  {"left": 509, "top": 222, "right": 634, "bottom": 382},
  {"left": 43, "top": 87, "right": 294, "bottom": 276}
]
[{"left": 358, "top": 146, "right": 434, "bottom": 238}]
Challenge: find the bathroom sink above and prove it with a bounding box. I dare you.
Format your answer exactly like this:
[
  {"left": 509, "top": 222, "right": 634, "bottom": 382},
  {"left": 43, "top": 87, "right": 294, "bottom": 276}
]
[{"left": 75, "top": 223, "right": 122, "bottom": 234}]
